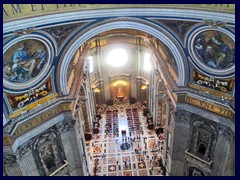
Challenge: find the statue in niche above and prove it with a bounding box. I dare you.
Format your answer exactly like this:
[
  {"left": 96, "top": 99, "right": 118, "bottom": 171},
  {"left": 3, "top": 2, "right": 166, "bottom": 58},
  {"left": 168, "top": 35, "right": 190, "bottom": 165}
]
[
  {"left": 4, "top": 41, "right": 47, "bottom": 83},
  {"left": 194, "top": 31, "right": 235, "bottom": 69},
  {"left": 40, "top": 144, "right": 57, "bottom": 173},
  {"left": 191, "top": 122, "right": 215, "bottom": 161}
]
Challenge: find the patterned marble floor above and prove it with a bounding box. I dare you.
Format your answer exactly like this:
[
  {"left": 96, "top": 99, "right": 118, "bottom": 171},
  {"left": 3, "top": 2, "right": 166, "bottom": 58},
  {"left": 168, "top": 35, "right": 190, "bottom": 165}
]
[{"left": 86, "top": 103, "right": 165, "bottom": 176}]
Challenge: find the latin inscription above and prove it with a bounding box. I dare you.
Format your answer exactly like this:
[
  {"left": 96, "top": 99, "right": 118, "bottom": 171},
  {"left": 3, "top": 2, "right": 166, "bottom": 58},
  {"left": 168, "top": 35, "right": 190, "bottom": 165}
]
[
  {"left": 3, "top": 4, "right": 234, "bottom": 21},
  {"left": 179, "top": 94, "right": 234, "bottom": 120},
  {"left": 4, "top": 103, "right": 71, "bottom": 145}
]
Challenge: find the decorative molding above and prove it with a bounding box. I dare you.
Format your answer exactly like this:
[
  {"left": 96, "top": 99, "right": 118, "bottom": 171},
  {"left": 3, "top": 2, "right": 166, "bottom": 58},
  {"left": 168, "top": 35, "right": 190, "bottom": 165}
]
[
  {"left": 13, "top": 27, "right": 36, "bottom": 36},
  {"left": 3, "top": 34, "right": 55, "bottom": 90},
  {"left": 176, "top": 104, "right": 235, "bottom": 133},
  {"left": 177, "top": 94, "right": 234, "bottom": 120},
  {"left": 203, "top": 20, "right": 227, "bottom": 29},
  {"left": 4, "top": 7, "right": 235, "bottom": 35},
  {"left": 58, "top": 18, "right": 188, "bottom": 95},
  {"left": 187, "top": 27, "right": 235, "bottom": 78},
  {"left": 56, "top": 119, "right": 76, "bottom": 133},
  {"left": 3, "top": 103, "right": 71, "bottom": 146}
]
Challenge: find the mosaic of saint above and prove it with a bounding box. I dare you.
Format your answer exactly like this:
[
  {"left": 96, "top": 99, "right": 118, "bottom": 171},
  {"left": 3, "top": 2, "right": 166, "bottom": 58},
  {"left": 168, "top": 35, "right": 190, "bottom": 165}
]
[
  {"left": 3, "top": 40, "right": 47, "bottom": 83},
  {"left": 194, "top": 31, "right": 235, "bottom": 69}
]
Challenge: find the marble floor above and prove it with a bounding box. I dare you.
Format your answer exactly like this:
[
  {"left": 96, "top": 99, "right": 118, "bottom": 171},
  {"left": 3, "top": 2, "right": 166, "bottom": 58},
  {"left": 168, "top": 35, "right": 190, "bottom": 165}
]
[{"left": 86, "top": 103, "right": 165, "bottom": 176}]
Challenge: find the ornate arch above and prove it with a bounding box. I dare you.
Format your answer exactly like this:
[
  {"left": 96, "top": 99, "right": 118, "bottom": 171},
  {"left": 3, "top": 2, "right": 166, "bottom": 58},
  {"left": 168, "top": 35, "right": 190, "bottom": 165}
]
[{"left": 57, "top": 18, "right": 188, "bottom": 95}]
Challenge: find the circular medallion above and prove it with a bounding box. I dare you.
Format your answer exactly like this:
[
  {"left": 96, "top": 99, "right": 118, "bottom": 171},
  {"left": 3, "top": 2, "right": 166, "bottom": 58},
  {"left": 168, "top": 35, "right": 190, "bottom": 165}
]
[
  {"left": 3, "top": 36, "right": 52, "bottom": 90},
  {"left": 189, "top": 29, "right": 235, "bottom": 77}
]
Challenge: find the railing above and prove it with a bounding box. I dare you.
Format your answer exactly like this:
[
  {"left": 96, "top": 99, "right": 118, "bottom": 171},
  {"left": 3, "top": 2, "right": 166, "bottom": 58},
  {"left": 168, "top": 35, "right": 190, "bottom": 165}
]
[
  {"left": 49, "top": 160, "right": 69, "bottom": 176},
  {"left": 185, "top": 149, "right": 212, "bottom": 166}
]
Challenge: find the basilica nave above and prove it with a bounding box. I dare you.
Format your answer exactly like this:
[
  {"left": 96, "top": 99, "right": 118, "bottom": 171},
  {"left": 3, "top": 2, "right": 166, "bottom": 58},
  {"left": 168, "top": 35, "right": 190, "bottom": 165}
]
[{"left": 3, "top": 4, "right": 235, "bottom": 176}]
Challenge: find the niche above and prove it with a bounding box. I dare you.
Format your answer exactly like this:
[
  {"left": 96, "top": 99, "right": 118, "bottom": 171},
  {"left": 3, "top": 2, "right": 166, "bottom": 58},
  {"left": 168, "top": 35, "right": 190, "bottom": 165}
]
[
  {"left": 45, "top": 157, "right": 56, "bottom": 171},
  {"left": 198, "top": 143, "right": 206, "bottom": 155}
]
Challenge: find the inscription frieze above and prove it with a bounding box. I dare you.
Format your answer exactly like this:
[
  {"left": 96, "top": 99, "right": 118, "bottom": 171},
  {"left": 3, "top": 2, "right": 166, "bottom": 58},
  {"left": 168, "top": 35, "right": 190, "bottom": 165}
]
[
  {"left": 3, "top": 103, "right": 71, "bottom": 146},
  {"left": 178, "top": 94, "right": 234, "bottom": 120}
]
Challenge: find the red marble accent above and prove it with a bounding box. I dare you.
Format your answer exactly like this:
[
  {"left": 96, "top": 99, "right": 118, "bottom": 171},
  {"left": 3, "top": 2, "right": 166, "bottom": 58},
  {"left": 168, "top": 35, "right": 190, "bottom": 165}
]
[
  {"left": 138, "top": 162, "right": 146, "bottom": 169},
  {"left": 108, "top": 165, "right": 116, "bottom": 172}
]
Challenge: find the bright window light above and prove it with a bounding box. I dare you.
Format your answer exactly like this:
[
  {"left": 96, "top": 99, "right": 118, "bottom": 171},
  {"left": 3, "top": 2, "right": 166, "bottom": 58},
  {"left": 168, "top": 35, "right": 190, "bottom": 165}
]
[
  {"left": 107, "top": 48, "right": 127, "bottom": 67},
  {"left": 144, "top": 53, "right": 151, "bottom": 71},
  {"left": 88, "top": 56, "right": 93, "bottom": 73}
]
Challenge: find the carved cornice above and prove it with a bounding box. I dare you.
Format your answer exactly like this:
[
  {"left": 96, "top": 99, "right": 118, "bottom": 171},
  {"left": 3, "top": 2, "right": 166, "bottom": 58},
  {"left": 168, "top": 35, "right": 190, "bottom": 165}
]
[{"left": 3, "top": 102, "right": 72, "bottom": 146}]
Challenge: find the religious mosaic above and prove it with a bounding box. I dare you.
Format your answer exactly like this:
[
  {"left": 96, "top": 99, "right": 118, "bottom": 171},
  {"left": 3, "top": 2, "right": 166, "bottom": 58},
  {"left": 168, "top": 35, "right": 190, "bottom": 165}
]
[
  {"left": 193, "top": 70, "right": 234, "bottom": 93},
  {"left": 6, "top": 78, "right": 52, "bottom": 111},
  {"left": 193, "top": 30, "right": 235, "bottom": 69},
  {"left": 161, "top": 20, "right": 197, "bottom": 38},
  {"left": 44, "top": 24, "right": 78, "bottom": 46},
  {"left": 3, "top": 40, "right": 48, "bottom": 83}
]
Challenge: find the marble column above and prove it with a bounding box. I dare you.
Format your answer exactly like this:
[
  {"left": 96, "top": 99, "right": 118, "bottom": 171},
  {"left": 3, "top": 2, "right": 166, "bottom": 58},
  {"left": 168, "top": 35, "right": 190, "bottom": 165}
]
[
  {"left": 224, "top": 136, "right": 235, "bottom": 176},
  {"left": 211, "top": 126, "right": 233, "bottom": 175},
  {"left": 99, "top": 80, "right": 105, "bottom": 104},
  {"left": 16, "top": 142, "right": 40, "bottom": 176},
  {"left": 86, "top": 73, "right": 95, "bottom": 131},
  {"left": 74, "top": 112, "right": 89, "bottom": 175},
  {"left": 80, "top": 99, "right": 92, "bottom": 136},
  {"left": 170, "top": 110, "right": 192, "bottom": 176},
  {"left": 163, "top": 102, "right": 174, "bottom": 170},
  {"left": 56, "top": 116, "right": 83, "bottom": 176}
]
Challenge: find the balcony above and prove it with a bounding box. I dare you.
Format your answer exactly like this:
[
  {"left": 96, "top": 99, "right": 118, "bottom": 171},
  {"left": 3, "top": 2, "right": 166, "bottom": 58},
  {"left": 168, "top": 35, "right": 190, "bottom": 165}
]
[
  {"left": 185, "top": 149, "right": 212, "bottom": 168},
  {"left": 49, "top": 160, "right": 70, "bottom": 176}
]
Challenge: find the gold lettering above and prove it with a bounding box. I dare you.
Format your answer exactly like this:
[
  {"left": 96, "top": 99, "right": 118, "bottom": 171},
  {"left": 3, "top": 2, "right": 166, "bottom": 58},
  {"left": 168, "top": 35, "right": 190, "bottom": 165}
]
[
  {"left": 41, "top": 4, "right": 45, "bottom": 10},
  {"left": 31, "top": 4, "right": 37, "bottom": 11},
  {"left": 185, "top": 96, "right": 193, "bottom": 103},
  {"left": 6, "top": 103, "right": 71, "bottom": 145},
  {"left": 180, "top": 94, "right": 234, "bottom": 120},
  {"left": 3, "top": 136, "right": 12, "bottom": 144},
  {"left": 227, "top": 111, "right": 233, "bottom": 118},
  {"left": 219, "top": 108, "right": 226, "bottom": 115},
  {"left": 3, "top": 7, "right": 8, "bottom": 16},
  {"left": 3, "top": 4, "right": 234, "bottom": 22},
  {"left": 11, "top": 4, "right": 22, "bottom": 14}
]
